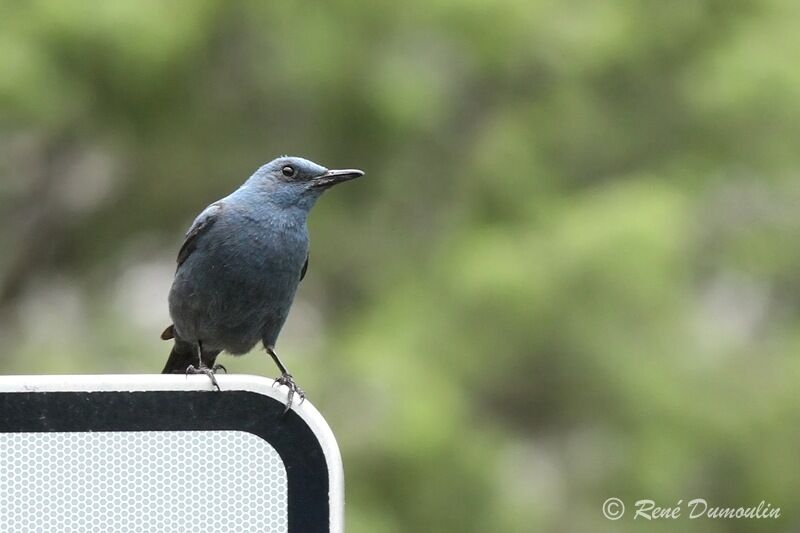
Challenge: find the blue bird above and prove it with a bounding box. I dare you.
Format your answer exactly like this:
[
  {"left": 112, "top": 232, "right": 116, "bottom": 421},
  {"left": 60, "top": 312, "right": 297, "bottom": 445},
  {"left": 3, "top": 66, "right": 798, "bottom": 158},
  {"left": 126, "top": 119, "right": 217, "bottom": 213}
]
[{"left": 161, "top": 156, "right": 364, "bottom": 410}]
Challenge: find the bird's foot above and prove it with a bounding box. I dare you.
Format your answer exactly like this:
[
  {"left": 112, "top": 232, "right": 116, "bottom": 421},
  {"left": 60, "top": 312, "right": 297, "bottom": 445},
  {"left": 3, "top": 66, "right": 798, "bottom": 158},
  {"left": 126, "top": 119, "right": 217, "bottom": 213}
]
[
  {"left": 186, "top": 364, "right": 222, "bottom": 391},
  {"left": 272, "top": 373, "right": 305, "bottom": 414}
]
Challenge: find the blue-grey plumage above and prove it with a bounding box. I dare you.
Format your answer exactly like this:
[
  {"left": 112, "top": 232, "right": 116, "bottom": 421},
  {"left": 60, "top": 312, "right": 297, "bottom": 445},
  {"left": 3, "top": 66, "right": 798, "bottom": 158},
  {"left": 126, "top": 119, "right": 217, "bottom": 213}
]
[{"left": 161, "top": 156, "right": 364, "bottom": 408}]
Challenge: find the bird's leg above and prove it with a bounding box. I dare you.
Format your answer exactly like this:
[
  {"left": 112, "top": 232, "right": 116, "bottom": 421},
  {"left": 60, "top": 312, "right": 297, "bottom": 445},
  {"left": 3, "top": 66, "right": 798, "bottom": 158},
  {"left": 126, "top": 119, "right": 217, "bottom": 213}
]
[
  {"left": 266, "top": 345, "right": 305, "bottom": 413},
  {"left": 186, "top": 340, "right": 221, "bottom": 391}
]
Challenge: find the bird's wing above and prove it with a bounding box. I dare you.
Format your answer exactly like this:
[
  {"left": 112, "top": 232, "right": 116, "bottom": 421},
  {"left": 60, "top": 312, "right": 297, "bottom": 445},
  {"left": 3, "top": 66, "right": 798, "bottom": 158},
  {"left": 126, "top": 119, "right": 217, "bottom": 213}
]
[
  {"left": 300, "top": 253, "right": 309, "bottom": 281},
  {"left": 160, "top": 324, "right": 175, "bottom": 340},
  {"left": 176, "top": 201, "right": 223, "bottom": 268}
]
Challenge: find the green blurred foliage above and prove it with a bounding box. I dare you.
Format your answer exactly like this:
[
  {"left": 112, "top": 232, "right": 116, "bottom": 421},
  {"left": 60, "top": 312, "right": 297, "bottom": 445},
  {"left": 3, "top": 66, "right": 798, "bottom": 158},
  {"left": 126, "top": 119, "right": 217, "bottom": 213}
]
[{"left": 2, "top": 0, "right": 800, "bottom": 531}]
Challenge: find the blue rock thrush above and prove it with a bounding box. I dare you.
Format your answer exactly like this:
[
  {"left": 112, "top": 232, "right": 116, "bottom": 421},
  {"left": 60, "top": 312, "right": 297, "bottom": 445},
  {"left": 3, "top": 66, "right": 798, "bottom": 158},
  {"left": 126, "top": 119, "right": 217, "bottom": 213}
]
[{"left": 161, "top": 156, "right": 364, "bottom": 411}]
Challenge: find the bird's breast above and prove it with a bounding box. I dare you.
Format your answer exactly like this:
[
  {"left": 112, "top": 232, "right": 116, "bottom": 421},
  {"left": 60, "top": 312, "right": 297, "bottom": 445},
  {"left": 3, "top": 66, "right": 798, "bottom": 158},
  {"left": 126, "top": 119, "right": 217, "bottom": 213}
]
[{"left": 220, "top": 218, "right": 307, "bottom": 281}]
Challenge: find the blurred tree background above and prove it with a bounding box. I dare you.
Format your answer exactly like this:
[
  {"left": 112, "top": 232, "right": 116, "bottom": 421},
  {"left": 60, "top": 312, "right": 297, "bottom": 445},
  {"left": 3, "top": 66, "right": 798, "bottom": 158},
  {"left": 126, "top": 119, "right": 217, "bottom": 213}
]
[{"left": 1, "top": 0, "right": 799, "bottom": 531}]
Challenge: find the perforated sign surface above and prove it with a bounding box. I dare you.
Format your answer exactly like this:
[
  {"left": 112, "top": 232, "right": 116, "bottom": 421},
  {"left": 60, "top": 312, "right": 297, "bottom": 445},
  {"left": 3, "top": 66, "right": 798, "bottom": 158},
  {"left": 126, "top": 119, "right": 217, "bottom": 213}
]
[
  {"left": 1, "top": 431, "right": 287, "bottom": 533},
  {"left": 0, "top": 375, "right": 343, "bottom": 533}
]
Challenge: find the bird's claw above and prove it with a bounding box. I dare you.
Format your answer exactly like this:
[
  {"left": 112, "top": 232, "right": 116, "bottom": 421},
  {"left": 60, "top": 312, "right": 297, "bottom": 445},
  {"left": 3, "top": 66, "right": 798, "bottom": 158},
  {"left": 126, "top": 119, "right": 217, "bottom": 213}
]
[
  {"left": 186, "top": 364, "right": 221, "bottom": 391},
  {"left": 273, "top": 373, "right": 305, "bottom": 414}
]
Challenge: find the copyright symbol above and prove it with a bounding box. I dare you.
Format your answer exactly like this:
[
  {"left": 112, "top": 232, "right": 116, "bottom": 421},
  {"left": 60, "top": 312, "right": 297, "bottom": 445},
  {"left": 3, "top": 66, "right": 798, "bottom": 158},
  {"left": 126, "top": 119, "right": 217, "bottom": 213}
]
[{"left": 603, "top": 497, "right": 625, "bottom": 520}]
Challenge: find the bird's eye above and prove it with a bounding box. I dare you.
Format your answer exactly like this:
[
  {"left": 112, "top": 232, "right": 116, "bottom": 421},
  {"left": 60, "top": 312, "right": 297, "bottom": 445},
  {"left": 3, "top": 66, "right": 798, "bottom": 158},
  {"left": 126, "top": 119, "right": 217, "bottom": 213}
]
[{"left": 281, "top": 165, "right": 296, "bottom": 178}]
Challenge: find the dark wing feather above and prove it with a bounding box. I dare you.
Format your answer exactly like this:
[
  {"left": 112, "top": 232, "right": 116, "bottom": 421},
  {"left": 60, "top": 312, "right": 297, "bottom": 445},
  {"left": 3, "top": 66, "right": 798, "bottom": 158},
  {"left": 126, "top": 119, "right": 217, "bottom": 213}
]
[
  {"left": 176, "top": 202, "right": 223, "bottom": 268},
  {"left": 160, "top": 324, "right": 175, "bottom": 340},
  {"left": 300, "top": 253, "right": 309, "bottom": 281}
]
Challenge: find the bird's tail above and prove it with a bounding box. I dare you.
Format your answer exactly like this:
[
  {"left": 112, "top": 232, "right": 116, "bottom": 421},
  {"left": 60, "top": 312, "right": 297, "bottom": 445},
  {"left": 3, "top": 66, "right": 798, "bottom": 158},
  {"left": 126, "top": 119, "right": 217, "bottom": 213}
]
[
  {"left": 160, "top": 324, "right": 221, "bottom": 373},
  {"left": 161, "top": 339, "right": 199, "bottom": 374}
]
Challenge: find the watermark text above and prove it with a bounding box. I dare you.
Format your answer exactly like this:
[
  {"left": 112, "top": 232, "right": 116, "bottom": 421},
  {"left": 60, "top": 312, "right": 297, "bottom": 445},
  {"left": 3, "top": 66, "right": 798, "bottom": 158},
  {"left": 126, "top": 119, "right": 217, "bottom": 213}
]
[{"left": 602, "top": 498, "right": 780, "bottom": 521}]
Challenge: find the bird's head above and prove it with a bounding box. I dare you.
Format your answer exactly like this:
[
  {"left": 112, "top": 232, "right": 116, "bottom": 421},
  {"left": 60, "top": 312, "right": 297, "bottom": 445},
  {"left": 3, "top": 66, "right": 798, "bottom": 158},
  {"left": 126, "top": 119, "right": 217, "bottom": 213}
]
[{"left": 247, "top": 156, "right": 364, "bottom": 210}]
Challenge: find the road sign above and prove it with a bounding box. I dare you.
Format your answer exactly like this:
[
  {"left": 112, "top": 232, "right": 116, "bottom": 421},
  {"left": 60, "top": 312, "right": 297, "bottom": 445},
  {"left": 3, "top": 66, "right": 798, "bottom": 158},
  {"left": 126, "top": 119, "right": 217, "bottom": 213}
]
[{"left": 0, "top": 374, "right": 343, "bottom": 533}]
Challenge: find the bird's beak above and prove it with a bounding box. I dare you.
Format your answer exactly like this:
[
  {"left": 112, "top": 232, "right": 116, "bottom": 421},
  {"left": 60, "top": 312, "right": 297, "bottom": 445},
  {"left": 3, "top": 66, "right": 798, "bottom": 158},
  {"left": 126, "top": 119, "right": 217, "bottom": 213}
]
[{"left": 309, "top": 168, "right": 365, "bottom": 189}]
